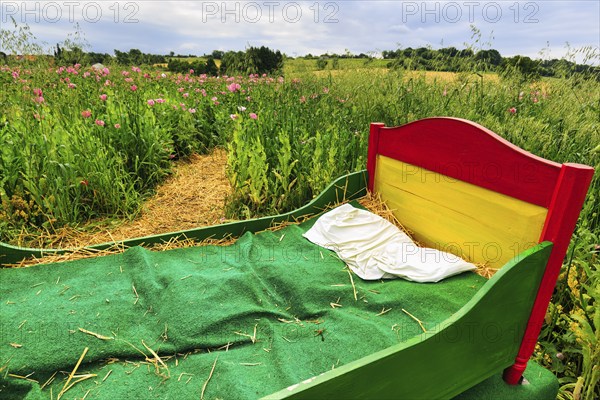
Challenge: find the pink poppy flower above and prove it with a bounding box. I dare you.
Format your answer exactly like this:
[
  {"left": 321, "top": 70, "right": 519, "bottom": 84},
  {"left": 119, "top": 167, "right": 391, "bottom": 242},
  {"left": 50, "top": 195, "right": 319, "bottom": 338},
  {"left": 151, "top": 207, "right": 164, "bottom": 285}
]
[
  {"left": 227, "top": 83, "right": 241, "bottom": 92},
  {"left": 81, "top": 110, "right": 92, "bottom": 118}
]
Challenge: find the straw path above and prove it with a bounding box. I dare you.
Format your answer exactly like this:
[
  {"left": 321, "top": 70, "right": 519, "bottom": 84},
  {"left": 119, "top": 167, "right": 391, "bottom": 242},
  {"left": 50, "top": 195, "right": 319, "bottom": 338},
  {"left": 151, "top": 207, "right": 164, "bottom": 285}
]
[{"left": 12, "top": 148, "right": 231, "bottom": 250}]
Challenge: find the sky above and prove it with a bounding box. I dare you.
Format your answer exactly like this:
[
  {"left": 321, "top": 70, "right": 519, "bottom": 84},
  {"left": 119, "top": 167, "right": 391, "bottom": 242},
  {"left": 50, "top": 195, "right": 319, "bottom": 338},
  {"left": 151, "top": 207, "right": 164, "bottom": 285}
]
[{"left": 1, "top": 0, "right": 599, "bottom": 63}]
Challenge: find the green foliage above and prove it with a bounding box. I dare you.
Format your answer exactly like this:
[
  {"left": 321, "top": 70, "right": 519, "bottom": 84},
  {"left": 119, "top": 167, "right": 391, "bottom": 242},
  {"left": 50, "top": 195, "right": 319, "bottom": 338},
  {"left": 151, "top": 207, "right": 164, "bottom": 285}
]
[
  {"left": 382, "top": 44, "right": 599, "bottom": 78},
  {"left": 316, "top": 57, "right": 328, "bottom": 70},
  {"left": 220, "top": 46, "right": 283, "bottom": 76},
  {"left": 113, "top": 48, "right": 165, "bottom": 65},
  {"left": 168, "top": 56, "right": 218, "bottom": 76}
]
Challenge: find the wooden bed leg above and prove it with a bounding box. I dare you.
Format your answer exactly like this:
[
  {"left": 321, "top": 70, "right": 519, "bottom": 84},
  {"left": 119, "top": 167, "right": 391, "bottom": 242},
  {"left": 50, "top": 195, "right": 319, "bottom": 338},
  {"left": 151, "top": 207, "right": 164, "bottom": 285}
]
[
  {"left": 504, "top": 163, "right": 594, "bottom": 385},
  {"left": 503, "top": 359, "right": 527, "bottom": 384}
]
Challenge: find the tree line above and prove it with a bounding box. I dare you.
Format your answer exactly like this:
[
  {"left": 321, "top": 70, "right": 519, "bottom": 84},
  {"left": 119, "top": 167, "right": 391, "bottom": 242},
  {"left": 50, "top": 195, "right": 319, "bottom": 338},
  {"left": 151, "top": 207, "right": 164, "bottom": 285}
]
[
  {"left": 4, "top": 43, "right": 595, "bottom": 80},
  {"left": 380, "top": 47, "right": 598, "bottom": 78}
]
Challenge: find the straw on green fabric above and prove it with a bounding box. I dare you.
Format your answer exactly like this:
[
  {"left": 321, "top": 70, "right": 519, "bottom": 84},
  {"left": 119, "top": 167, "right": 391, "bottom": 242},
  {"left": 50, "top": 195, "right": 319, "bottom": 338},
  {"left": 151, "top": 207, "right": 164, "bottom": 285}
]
[{"left": 0, "top": 214, "right": 515, "bottom": 399}]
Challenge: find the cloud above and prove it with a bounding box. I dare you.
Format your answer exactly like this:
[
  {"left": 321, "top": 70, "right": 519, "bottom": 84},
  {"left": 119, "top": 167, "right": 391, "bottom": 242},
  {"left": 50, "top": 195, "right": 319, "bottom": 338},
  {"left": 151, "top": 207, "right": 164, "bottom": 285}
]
[
  {"left": 389, "top": 25, "right": 411, "bottom": 34},
  {"left": 1, "top": 0, "right": 598, "bottom": 62}
]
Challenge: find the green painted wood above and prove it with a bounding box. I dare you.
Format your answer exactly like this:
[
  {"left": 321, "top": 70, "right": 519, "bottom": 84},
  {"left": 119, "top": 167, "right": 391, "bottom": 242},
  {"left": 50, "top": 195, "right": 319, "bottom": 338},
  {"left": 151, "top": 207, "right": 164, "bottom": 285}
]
[
  {"left": 0, "top": 171, "right": 367, "bottom": 266},
  {"left": 263, "top": 242, "right": 553, "bottom": 400}
]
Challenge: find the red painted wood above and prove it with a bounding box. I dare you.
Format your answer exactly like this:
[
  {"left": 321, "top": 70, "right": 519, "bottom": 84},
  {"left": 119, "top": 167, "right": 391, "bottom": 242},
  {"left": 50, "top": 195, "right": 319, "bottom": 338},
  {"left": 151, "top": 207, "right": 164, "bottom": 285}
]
[
  {"left": 504, "top": 163, "right": 594, "bottom": 384},
  {"left": 367, "top": 123, "right": 384, "bottom": 192},
  {"left": 374, "top": 117, "right": 562, "bottom": 207},
  {"left": 366, "top": 118, "right": 594, "bottom": 385}
]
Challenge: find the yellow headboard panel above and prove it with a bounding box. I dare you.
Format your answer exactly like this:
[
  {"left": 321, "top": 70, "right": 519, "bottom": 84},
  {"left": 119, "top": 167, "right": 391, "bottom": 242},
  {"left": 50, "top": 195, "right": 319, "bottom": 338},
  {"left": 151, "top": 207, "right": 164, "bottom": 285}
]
[{"left": 374, "top": 155, "right": 548, "bottom": 270}]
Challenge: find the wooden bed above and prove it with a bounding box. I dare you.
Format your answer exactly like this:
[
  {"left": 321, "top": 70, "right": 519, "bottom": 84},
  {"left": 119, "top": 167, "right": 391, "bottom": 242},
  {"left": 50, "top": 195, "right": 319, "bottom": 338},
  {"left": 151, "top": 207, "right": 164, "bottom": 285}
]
[
  {"left": 270, "top": 117, "right": 593, "bottom": 398},
  {"left": 0, "top": 117, "right": 594, "bottom": 399}
]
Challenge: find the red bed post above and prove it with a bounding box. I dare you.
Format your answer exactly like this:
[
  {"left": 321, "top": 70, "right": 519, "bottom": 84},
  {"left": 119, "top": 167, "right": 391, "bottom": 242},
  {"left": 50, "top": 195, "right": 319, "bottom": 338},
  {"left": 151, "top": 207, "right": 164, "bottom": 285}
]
[
  {"left": 504, "top": 163, "right": 594, "bottom": 384},
  {"left": 367, "top": 123, "right": 385, "bottom": 192}
]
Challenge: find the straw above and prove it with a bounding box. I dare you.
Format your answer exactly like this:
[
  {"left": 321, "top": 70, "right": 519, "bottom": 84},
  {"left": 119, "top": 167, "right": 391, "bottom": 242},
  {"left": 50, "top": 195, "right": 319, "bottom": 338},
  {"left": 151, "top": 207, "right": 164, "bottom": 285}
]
[
  {"left": 200, "top": 356, "right": 218, "bottom": 400},
  {"left": 402, "top": 308, "right": 427, "bottom": 333},
  {"left": 57, "top": 347, "right": 88, "bottom": 400}
]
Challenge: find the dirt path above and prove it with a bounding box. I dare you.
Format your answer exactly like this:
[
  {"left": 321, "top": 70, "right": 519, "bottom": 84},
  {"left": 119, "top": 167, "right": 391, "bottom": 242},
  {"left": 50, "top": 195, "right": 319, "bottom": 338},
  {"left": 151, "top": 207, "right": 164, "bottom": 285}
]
[{"left": 29, "top": 148, "right": 231, "bottom": 248}]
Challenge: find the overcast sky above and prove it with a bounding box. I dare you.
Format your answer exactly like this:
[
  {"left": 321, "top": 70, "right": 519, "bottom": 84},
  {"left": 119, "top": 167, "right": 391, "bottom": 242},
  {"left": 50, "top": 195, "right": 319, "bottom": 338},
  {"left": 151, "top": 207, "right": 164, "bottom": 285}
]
[{"left": 1, "top": 1, "right": 599, "bottom": 63}]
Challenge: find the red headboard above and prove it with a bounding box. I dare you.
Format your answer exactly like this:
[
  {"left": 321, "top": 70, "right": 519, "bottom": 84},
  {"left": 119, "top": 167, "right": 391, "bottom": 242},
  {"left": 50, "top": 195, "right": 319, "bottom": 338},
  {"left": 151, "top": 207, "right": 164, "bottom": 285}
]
[{"left": 366, "top": 117, "right": 594, "bottom": 384}]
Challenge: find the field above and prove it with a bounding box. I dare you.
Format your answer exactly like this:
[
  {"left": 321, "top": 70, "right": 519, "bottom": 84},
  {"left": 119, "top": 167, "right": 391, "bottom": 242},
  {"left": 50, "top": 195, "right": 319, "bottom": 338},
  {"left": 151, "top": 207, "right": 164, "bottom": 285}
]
[{"left": 0, "top": 59, "right": 598, "bottom": 398}]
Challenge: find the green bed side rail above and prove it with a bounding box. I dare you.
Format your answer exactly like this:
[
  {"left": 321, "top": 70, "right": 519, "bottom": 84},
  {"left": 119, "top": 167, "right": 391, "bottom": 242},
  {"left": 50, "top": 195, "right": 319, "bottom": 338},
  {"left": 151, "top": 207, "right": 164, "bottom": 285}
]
[
  {"left": 0, "top": 171, "right": 368, "bottom": 267},
  {"left": 264, "top": 241, "right": 553, "bottom": 400}
]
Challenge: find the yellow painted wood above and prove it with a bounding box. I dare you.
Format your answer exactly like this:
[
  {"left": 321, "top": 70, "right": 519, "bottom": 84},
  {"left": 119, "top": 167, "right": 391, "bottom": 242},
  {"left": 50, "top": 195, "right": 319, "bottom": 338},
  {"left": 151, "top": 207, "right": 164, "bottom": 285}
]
[{"left": 374, "top": 156, "right": 548, "bottom": 270}]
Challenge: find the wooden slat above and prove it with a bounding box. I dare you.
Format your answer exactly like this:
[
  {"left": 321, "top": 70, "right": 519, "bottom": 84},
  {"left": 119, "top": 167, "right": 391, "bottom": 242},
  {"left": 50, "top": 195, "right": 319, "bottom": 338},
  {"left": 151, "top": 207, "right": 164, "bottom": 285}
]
[{"left": 374, "top": 156, "right": 548, "bottom": 270}]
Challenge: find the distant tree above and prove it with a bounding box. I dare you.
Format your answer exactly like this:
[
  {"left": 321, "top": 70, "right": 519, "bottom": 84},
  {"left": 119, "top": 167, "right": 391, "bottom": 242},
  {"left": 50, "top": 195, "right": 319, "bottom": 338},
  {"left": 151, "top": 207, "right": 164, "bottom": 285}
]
[
  {"left": 56, "top": 45, "right": 84, "bottom": 65},
  {"left": 128, "top": 49, "right": 143, "bottom": 65},
  {"left": 205, "top": 56, "right": 218, "bottom": 75},
  {"left": 459, "top": 48, "right": 474, "bottom": 58},
  {"left": 475, "top": 49, "right": 502, "bottom": 66},
  {"left": 211, "top": 50, "right": 224, "bottom": 59},
  {"left": 220, "top": 47, "right": 283, "bottom": 75},
  {"left": 54, "top": 43, "right": 62, "bottom": 59},
  {"left": 220, "top": 51, "right": 246, "bottom": 75},
  {"left": 86, "top": 52, "right": 111, "bottom": 65},
  {"left": 502, "top": 55, "right": 540, "bottom": 80},
  {"left": 114, "top": 49, "right": 129, "bottom": 64},
  {"left": 316, "top": 57, "right": 328, "bottom": 70},
  {"left": 439, "top": 47, "right": 459, "bottom": 57}
]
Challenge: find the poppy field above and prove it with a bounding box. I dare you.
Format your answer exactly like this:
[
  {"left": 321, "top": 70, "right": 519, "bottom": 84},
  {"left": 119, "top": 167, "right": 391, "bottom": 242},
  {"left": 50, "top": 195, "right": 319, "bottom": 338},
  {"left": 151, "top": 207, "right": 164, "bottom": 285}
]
[{"left": 0, "top": 58, "right": 599, "bottom": 398}]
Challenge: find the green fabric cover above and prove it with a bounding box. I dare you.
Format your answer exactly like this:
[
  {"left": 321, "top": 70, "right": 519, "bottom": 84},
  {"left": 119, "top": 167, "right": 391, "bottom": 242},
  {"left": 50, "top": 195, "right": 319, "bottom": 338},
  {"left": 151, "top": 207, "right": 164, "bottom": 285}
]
[
  {"left": 455, "top": 360, "right": 559, "bottom": 400},
  {"left": 2, "top": 215, "right": 511, "bottom": 399}
]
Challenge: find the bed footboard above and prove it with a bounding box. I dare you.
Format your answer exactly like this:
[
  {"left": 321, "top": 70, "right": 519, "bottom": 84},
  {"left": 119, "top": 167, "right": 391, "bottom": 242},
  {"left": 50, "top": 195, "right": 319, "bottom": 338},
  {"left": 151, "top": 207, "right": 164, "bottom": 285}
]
[{"left": 265, "top": 242, "right": 553, "bottom": 399}]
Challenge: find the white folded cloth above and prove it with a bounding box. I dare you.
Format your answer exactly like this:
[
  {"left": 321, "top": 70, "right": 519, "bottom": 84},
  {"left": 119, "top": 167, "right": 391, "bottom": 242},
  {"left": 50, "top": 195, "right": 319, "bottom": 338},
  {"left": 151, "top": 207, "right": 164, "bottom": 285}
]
[{"left": 303, "top": 204, "right": 476, "bottom": 282}]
